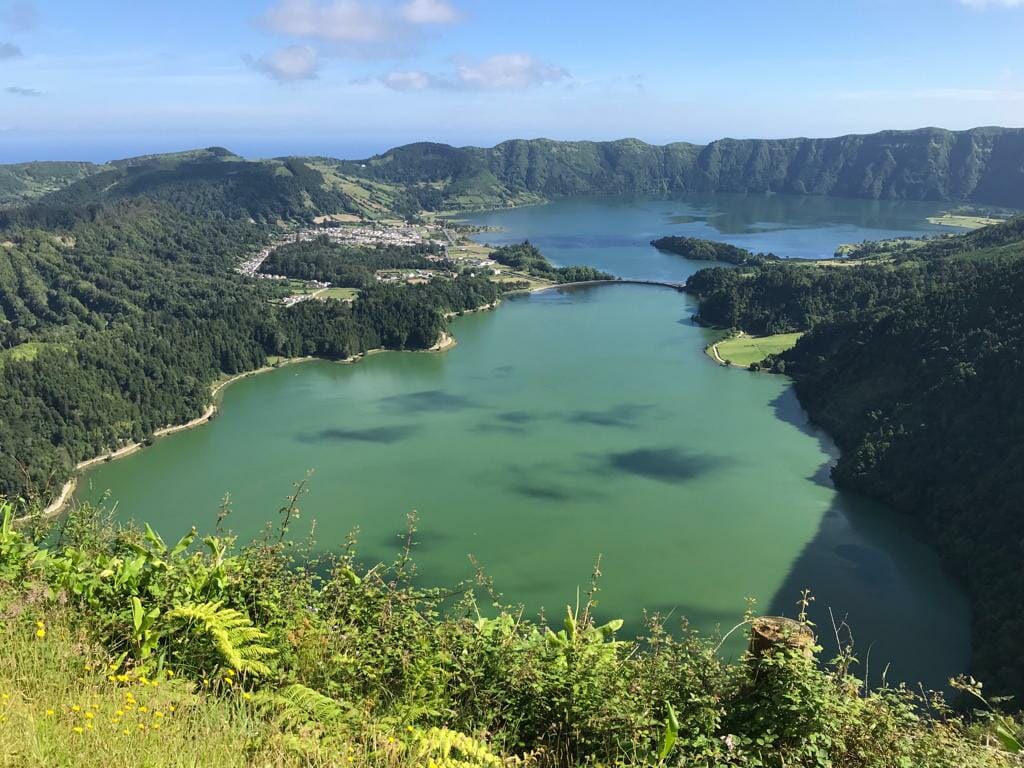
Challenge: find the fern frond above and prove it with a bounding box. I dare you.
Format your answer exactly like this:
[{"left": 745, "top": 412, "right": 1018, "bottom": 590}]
[
  {"left": 254, "top": 683, "right": 351, "bottom": 729},
  {"left": 410, "top": 726, "right": 505, "bottom": 768},
  {"left": 165, "top": 600, "right": 277, "bottom": 676}
]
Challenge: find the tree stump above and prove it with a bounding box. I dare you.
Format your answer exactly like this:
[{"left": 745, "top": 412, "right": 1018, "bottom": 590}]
[{"left": 748, "top": 616, "right": 815, "bottom": 660}]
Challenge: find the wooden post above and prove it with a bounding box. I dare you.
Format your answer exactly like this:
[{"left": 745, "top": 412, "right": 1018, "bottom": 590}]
[{"left": 748, "top": 616, "right": 815, "bottom": 660}]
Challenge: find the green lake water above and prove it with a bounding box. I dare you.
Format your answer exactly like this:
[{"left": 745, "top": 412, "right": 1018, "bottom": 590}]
[{"left": 78, "top": 195, "right": 970, "bottom": 688}]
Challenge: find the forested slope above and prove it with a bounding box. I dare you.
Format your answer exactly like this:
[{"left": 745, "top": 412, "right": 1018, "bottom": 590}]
[
  {"left": 685, "top": 219, "right": 1024, "bottom": 695},
  {"left": 340, "top": 127, "right": 1024, "bottom": 209},
  {"left": 0, "top": 153, "right": 500, "bottom": 503}
]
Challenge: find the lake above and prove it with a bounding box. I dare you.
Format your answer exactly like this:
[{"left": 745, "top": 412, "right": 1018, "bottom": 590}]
[{"left": 78, "top": 194, "right": 970, "bottom": 688}]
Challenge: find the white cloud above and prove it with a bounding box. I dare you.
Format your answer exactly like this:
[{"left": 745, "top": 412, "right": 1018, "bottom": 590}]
[
  {"left": 247, "top": 45, "right": 321, "bottom": 82},
  {"left": 0, "top": 40, "right": 21, "bottom": 59},
  {"left": 5, "top": 85, "right": 41, "bottom": 96},
  {"left": 398, "top": 0, "right": 460, "bottom": 24},
  {"left": 260, "top": 0, "right": 461, "bottom": 44},
  {"left": 381, "top": 53, "right": 570, "bottom": 92},
  {"left": 381, "top": 69, "right": 434, "bottom": 90},
  {"left": 454, "top": 54, "right": 569, "bottom": 91},
  {"left": 261, "top": 0, "right": 390, "bottom": 43}
]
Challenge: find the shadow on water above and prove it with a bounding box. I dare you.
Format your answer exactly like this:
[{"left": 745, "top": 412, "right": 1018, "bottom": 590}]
[
  {"left": 509, "top": 481, "right": 605, "bottom": 504},
  {"left": 770, "top": 388, "right": 837, "bottom": 489},
  {"left": 592, "top": 447, "right": 725, "bottom": 484},
  {"left": 378, "top": 389, "right": 478, "bottom": 413},
  {"left": 764, "top": 388, "right": 971, "bottom": 691},
  {"left": 297, "top": 425, "right": 421, "bottom": 444},
  {"left": 565, "top": 403, "right": 654, "bottom": 429}
]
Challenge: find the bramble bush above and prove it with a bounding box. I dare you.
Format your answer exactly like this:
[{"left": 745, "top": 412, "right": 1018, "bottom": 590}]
[{"left": 1, "top": 499, "right": 1021, "bottom": 767}]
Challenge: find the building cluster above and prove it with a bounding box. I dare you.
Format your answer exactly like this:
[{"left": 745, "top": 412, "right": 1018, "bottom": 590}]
[
  {"left": 233, "top": 221, "right": 461, "bottom": 300},
  {"left": 236, "top": 247, "right": 274, "bottom": 278},
  {"left": 293, "top": 224, "right": 426, "bottom": 248},
  {"left": 375, "top": 269, "right": 444, "bottom": 285}
]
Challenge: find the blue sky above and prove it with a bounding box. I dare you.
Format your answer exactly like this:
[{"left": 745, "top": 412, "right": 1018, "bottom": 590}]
[{"left": 1, "top": 0, "right": 1022, "bottom": 161}]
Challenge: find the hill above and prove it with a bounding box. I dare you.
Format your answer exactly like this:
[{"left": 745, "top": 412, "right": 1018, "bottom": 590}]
[
  {"left": 338, "top": 127, "right": 1024, "bottom": 210},
  {"left": 685, "top": 217, "right": 1024, "bottom": 696},
  {"left": 0, "top": 148, "right": 506, "bottom": 502},
  {"left": 0, "top": 160, "right": 103, "bottom": 204}
]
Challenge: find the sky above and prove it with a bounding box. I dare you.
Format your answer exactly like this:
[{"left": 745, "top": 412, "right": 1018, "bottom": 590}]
[{"left": 0, "top": 0, "right": 1023, "bottom": 162}]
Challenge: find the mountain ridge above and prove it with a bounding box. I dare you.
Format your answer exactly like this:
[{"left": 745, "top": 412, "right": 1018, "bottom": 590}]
[
  {"left": 337, "top": 126, "right": 1024, "bottom": 209},
  {"left": 4, "top": 126, "right": 1024, "bottom": 211}
]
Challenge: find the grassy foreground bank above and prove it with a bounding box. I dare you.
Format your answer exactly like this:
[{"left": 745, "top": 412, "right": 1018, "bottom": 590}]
[{"left": 1, "top": 500, "right": 1021, "bottom": 767}]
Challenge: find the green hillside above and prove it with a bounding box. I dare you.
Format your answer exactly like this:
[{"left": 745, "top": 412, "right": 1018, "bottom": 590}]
[
  {"left": 685, "top": 217, "right": 1024, "bottom": 697},
  {"left": 339, "top": 127, "right": 1024, "bottom": 209},
  {"left": 0, "top": 161, "right": 103, "bottom": 204},
  {"left": 0, "top": 150, "right": 504, "bottom": 504}
]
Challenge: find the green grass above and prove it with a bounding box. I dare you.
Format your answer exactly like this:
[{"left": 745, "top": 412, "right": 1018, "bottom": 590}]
[
  {"left": 0, "top": 342, "right": 68, "bottom": 368},
  {"left": 0, "top": 609, "right": 282, "bottom": 767},
  {"left": 317, "top": 287, "right": 359, "bottom": 301},
  {"left": 927, "top": 214, "right": 1005, "bottom": 230},
  {"left": 709, "top": 332, "right": 803, "bottom": 367}
]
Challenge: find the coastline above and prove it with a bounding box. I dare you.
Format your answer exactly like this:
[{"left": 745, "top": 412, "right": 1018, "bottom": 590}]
[
  {"left": 40, "top": 285, "right": 666, "bottom": 519},
  {"left": 39, "top": 321, "right": 472, "bottom": 519},
  {"left": 41, "top": 356, "right": 316, "bottom": 519}
]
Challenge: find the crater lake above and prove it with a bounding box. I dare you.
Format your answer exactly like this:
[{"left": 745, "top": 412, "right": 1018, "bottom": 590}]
[{"left": 77, "top": 194, "right": 970, "bottom": 688}]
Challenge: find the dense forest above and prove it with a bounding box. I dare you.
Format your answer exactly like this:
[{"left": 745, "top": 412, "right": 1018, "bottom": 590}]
[
  {"left": 260, "top": 236, "right": 447, "bottom": 288},
  {"left": 651, "top": 236, "right": 778, "bottom": 265},
  {"left": 337, "top": 127, "right": 1024, "bottom": 209},
  {"left": 685, "top": 217, "right": 1024, "bottom": 696},
  {"left": 0, "top": 154, "right": 501, "bottom": 504},
  {"left": 490, "top": 241, "right": 615, "bottom": 283}
]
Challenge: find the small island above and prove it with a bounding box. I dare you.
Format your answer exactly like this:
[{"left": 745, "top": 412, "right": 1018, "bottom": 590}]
[{"left": 651, "top": 236, "right": 778, "bottom": 265}]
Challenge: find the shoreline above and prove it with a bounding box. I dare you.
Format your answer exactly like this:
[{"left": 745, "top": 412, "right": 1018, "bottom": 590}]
[
  {"left": 40, "top": 284, "right": 671, "bottom": 519},
  {"left": 39, "top": 321, "right": 474, "bottom": 519},
  {"left": 41, "top": 356, "right": 316, "bottom": 519}
]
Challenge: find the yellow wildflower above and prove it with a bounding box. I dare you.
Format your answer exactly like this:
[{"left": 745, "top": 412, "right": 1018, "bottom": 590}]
[
  {"left": 35, "top": 628, "right": 46, "bottom": 639},
  {"left": 45, "top": 709, "right": 55, "bottom": 716},
  {"left": 72, "top": 727, "right": 83, "bottom": 734},
  {"left": 85, "top": 712, "right": 94, "bottom": 719},
  {"left": 70, "top": 705, "right": 81, "bottom": 712}
]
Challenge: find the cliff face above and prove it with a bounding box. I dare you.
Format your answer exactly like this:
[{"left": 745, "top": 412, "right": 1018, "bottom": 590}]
[
  {"left": 690, "top": 128, "right": 1024, "bottom": 205},
  {"left": 344, "top": 127, "right": 1024, "bottom": 208}
]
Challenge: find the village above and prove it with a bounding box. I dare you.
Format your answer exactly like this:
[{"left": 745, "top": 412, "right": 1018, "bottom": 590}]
[
  {"left": 233, "top": 221, "right": 467, "bottom": 305},
  {"left": 232, "top": 218, "right": 540, "bottom": 306}
]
